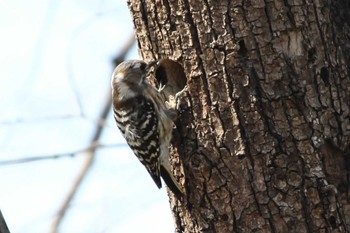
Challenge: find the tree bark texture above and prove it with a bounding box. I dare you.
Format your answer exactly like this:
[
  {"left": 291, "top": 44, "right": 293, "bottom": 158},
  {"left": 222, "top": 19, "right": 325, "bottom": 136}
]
[
  {"left": 0, "top": 211, "right": 10, "bottom": 233},
  {"left": 127, "top": 0, "right": 350, "bottom": 232}
]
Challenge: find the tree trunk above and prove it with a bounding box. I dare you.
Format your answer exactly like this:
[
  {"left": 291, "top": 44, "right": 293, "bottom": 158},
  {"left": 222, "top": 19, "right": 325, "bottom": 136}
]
[
  {"left": 127, "top": 0, "right": 350, "bottom": 232},
  {"left": 0, "top": 211, "right": 10, "bottom": 233}
]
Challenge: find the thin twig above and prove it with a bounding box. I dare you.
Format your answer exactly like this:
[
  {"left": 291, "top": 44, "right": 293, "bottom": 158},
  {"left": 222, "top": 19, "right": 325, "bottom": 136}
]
[
  {"left": 0, "top": 115, "right": 116, "bottom": 128},
  {"left": 50, "top": 35, "right": 135, "bottom": 233},
  {"left": 0, "top": 143, "right": 126, "bottom": 166}
]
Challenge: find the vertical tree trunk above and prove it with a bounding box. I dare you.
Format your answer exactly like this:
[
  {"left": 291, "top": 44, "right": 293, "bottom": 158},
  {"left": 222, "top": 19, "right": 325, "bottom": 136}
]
[
  {"left": 0, "top": 211, "right": 10, "bottom": 233},
  {"left": 127, "top": 0, "right": 350, "bottom": 232}
]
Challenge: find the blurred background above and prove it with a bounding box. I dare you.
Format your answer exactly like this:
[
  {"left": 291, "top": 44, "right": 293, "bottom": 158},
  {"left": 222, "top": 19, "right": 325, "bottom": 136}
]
[{"left": 0, "top": 0, "right": 174, "bottom": 232}]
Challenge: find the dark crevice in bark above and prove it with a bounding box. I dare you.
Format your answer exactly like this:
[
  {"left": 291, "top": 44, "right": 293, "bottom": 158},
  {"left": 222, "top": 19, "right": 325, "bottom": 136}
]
[
  {"left": 330, "top": 87, "right": 345, "bottom": 143},
  {"left": 233, "top": 99, "right": 250, "bottom": 161},
  {"left": 281, "top": 101, "right": 313, "bottom": 232},
  {"left": 320, "top": 67, "right": 330, "bottom": 86},
  {"left": 311, "top": 66, "right": 325, "bottom": 114},
  {"left": 219, "top": 148, "right": 237, "bottom": 180},
  {"left": 138, "top": 1, "right": 157, "bottom": 58},
  {"left": 163, "top": 0, "right": 176, "bottom": 32},
  {"left": 225, "top": 2, "right": 236, "bottom": 39},
  {"left": 247, "top": 159, "right": 277, "bottom": 233},
  {"left": 153, "top": 0, "right": 174, "bottom": 55},
  {"left": 246, "top": 163, "right": 262, "bottom": 211},
  {"left": 318, "top": 67, "right": 345, "bottom": 143},
  {"left": 237, "top": 40, "right": 247, "bottom": 57},
  {"left": 312, "top": 4, "right": 329, "bottom": 63},
  {"left": 263, "top": 0, "right": 274, "bottom": 37},
  {"left": 231, "top": 208, "right": 239, "bottom": 233},
  {"left": 307, "top": 47, "right": 317, "bottom": 64},
  {"left": 262, "top": 166, "right": 279, "bottom": 233},
  {"left": 242, "top": 11, "right": 268, "bottom": 80},
  {"left": 281, "top": 0, "right": 296, "bottom": 28},
  {"left": 282, "top": 53, "right": 306, "bottom": 99},
  {"left": 202, "top": 0, "right": 217, "bottom": 39},
  {"left": 250, "top": 67, "right": 285, "bottom": 154},
  {"left": 182, "top": 0, "right": 212, "bottom": 107},
  {"left": 204, "top": 193, "right": 218, "bottom": 232},
  {"left": 316, "top": 179, "right": 336, "bottom": 229},
  {"left": 298, "top": 174, "right": 313, "bottom": 233},
  {"left": 329, "top": 215, "right": 337, "bottom": 229},
  {"left": 223, "top": 7, "right": 237, "bottom": 104}
]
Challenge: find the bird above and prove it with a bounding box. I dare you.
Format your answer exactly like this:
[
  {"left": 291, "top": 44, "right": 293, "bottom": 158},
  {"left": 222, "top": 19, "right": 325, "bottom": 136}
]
[{"left": 111, "top": 60, "right": 183, "bottom": 196}]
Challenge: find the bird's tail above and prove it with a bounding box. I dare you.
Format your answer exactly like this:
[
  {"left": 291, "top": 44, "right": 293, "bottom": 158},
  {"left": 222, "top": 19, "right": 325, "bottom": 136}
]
[{"left": 160, "top": 165, "right": 183, "bottom": 197}]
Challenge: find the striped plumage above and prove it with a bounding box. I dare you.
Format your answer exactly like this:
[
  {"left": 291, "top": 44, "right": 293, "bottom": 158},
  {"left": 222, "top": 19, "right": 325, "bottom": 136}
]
[
  {"left": 114, "top": 95, "right": 161, "bottom": 186},
  {"left": 111, "top": 60, "right": 182, "bottom": 196}
]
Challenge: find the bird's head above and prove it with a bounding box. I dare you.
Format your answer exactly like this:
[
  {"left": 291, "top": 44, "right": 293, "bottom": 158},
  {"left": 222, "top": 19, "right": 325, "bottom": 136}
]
[
  {"left": 112, "top": 60, "right": 147, "bottom": 86},
  {"left": 111, "top": 60, "right": 150, "bottom": 100}
]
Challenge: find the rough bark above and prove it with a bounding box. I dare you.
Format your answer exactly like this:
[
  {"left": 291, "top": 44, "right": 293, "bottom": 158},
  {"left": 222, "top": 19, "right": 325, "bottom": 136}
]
[
  {"left": 127, "top": 0, "right": 350, "bottom": 232},
  {"left": 0, "top": 210, "right": 10, "bottom": 233}
]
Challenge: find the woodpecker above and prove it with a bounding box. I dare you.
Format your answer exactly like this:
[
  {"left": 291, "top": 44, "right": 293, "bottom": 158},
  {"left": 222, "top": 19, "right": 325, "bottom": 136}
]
[{"left": 111, "top": 60, "right": 182, "bottom": 196}]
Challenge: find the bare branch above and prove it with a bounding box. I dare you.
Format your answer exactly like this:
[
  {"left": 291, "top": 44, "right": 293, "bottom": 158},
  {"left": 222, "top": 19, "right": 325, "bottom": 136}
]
[
  {"left": 0, "top": 115, "right": 116, "bottom": 130},
  {"left": 0, "top": 143, "right": 126, "bottom": 166},
  {"left": 50, "top": 35, "right": 135, "bottom": 233}
]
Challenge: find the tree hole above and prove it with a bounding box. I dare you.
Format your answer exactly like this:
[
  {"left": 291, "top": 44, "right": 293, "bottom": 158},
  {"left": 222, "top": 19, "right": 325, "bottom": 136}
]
[
  {"left": 154, "top": 58, "right": 187, "bottom": 96},
  {"left": 320, "top": 67, "right": 330, "bottom": 86}
]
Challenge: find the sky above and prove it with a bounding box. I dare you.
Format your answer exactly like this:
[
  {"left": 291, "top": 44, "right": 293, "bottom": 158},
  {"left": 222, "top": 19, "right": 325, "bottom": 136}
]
[{"left": 0, "top": 1, "right": 174, "bottom": 232}]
